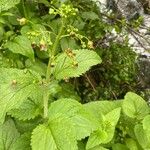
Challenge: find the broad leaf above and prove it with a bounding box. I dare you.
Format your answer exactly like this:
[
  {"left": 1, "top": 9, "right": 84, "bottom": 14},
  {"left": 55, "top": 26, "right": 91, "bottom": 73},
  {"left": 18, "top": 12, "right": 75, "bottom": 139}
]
[
  {"left": 5, "top": 35, "right": 34, "bottom": 59},
  {"left": 8, "top": 97, "right": 42, "bottom": 121},
  {"left": 123, "top": 92, "right": 149, "bottom": 119},
  {"left": 78, "top": 141, "right": 85, "bottom": 150},
  {"left": 8, "top": 81, "right": 43, "bottom": 121},
  {"left": 48, "top": 98, "right": 82, "bottom": 118},
  {"left": 84, "top": 100, "right": 122, "bottom": 121},
  {"left": 31, "top": 115, "right": 77, "bottom": 150},
  {"left": 143, "top": 115, "right": 150, "bottom": 131},
  {"left": 90, "top": 146, "right": 109, "bottom": 150},
  {"left": 86, "top": 108, "right": 121, "bottom": 149},
  {"left": 53, "top": 49, "right": 101, "bottom": 79},
  {"left": 25, "top": 59, "right": 47, "bottom": 76},
  {"left": 72, "top": 107, "right": 99, "bottom": 140},
  {"left": 125, "top": 138, "right": 138, "bottom": 150},
  {"left": 48, "top": 99, "right": 98, "bottom": 140},
  {"left": 11, "top": 133, "right": 31, "bottom": 150},
  {"left": 14, "top": 118, "right": 41, "bottom": 134},
  {"left": 86, "top": 129, "right": 107, "bottom": 150},
  {"left": 0, "top": 0, "right": 20, "bottom": 12},
  {"left": 0, "top": 119, "right": 20, "bottom": 149},
  {"left": 134, "top": 124, "right": 150, "bottom": 149},
  {"left": 57, "top": 83, "right": 81, "bottom": 101},
  {"left": 60, "top": 37, "right": 79, "bottom": 50},
  {"left": 0, "top": 68, "right": 41, "bottom": 123},
  {"left": 112, "top": 144, "right": 129, "bottom": 150},
  {"left": 81, "top": 11, "right": 99, "bottom": 20}
]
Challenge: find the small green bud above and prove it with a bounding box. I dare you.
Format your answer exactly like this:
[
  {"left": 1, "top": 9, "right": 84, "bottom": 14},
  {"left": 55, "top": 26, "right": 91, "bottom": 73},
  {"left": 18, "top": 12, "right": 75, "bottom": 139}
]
[
  {"left": 49, "top": 9, "right": 55, "bottom": 15},
  {"left": 87, "top": 41, "right": 94, "bottom": 49}
]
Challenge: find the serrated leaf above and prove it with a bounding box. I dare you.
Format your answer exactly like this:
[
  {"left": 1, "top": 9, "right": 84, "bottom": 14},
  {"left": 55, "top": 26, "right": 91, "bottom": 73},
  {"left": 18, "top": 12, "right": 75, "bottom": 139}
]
[
  {"left": 11, "top": 133, "right": 31, "bottom": 150},
  {"left": 86, "top": 108, "right": 121, "bottom": 149},
  {"left": 84, "top": 100, "right": 122, "bottom": 121},
  {"left": 53, "top": 49, "right": 101, "bottom": 79},
  {"left": 5, "top": 35, "right": 34, "bottom": 59},
  {"left": 105, "top": 107, "right": 121, "bottom": 126},
  {"left": 8, "top": 98, "right": 42, "bottom": 121},
  {"left": 0, "top": 68, "right": 41, "bottom": 123},
  {"left": 31, "top": 115, "right": 77, "bottom": 150},
  {"left": 8, "top": 83, "right": 44, "bottom": 121},
  {"left": 123, "top": 92, "right": 149, "bottom": 120},
  {"left": 0, "top": 0, "right": 20, "bottom": 12},
  {"left": 48, "top": 98, "right": 82, "bottom": 118},
  {"left": 86, "top": 129, "right": 108, "bottom": 150},
  {"left": 0, "top": 119, "right": 20, "bottom": 149},
  {"left": 72, "top": 107, "right": 99, "bottom": 140},
  {"left": 48, "top": 99, "right": 99, "bottom": 140}
]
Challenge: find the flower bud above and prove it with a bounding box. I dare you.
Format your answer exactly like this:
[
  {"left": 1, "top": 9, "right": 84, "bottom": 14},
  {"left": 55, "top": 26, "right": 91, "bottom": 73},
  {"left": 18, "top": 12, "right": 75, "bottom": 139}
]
[{"left": 17, "top": 18, "right": 27, "bottom": 25}]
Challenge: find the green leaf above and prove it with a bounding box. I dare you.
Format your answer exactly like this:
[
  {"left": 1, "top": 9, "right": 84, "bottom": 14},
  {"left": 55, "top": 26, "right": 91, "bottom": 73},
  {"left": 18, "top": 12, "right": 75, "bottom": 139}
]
[
  {"left": 112, "top": 144, "right": 129, "bottom": 150},
  {"left": 0, "top": 68, "right": 41, "bottom": 123},
  {"left": 14, "top": 118, "right": 41, "bottom": 134},
  {"left": 21, "top": 24, "right": 46, "bottom": 36},
  {"left": 125, "top": 138, "right": 138, "bottom": 150},
  {"left": 8, "top": 82, "right": 43, "bottom": 121},
  {"left": 5, "top": 35, "right": 34, "bottom": 59},
  {"left": 49, "top": 18, "right": 62, "bottom": 34},
  {"left": 90, "top": 146, "right": 109, "bottom": 150},
  {"left": 57, "top": 83, "right": 81, "bottom": 101},
  {"left": 8, "top": 97, "right": 42, "bottom": 121},
  {"left": 25, "top": 59, "right": 47, "bottom": 76},
  {"left": 142, "top": 115, "right": 150, "bottom": 131},
  {"left": 86, "top": 129, "right": 107, "bottom": 150},
  {"left": 11, "top": 133, "right": 31, "bottom": 150},
  {"left": 53, "top": 49, "right": 101, "bottom": 79},
  {"left": 81, "top": 11, "right": 99, "bottom": 20},
  {"left": 134, "top": 124, "right": 150, "bottom": 149},
  {"left": 48, "top": 98, "right": 82, "bottom": 118},
  {"left": 0, "top": 119, "right": 20, "bottom": 149},
  {"left": 86, "top": 108, "right": 121, "bottom": 149},
  {"left": 84, "top": 100, "right": 122, "bottom": 121},
  {"left": 60, "top": 37, "right": 79, "bottom": 50},
  {"left": 48, "top": 99, "right": 99, "bottom": 140},
  {"left": 78, "top": 141, "right": 85, "bottom": 150},
  {"left": 123, "top": 92, "right": 149, "bottom": 119},
  {"left": 0, "top": 0, "right": 20, "bottom": 12},
  {"left": 72, "top": 107, "right": 99, "bottom": 140},
  {"left": 31, "top": 115, "right": 77, "bottom": 150}
]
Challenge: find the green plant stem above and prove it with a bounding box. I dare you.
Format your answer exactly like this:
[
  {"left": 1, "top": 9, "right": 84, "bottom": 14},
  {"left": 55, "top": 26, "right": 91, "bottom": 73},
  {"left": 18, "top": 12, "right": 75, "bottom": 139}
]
[
  {"left": 21, "top": 0, "right": 27, "bottom": 18},
  {"left": 43, "top": 20, "right": 64, "bottom": 119}
]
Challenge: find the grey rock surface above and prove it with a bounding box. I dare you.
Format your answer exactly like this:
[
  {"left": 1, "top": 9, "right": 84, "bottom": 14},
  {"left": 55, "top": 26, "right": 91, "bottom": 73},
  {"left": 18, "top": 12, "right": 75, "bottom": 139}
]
[
  {"left": 95, "top": 0, "right": 150, "bottom": 99},
  {"left": 97, "top": 0, "right": 150, "bottom": 57}
]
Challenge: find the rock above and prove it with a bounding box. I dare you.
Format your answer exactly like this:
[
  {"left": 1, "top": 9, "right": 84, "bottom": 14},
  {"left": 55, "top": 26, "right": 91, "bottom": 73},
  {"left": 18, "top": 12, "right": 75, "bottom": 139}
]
[{"left": 96, "top": 0, "right": 150, "bottom": 100}]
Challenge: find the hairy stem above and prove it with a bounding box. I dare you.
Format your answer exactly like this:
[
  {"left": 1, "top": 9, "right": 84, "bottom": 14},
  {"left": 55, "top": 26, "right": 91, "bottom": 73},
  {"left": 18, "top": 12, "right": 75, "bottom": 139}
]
[{"left": 43, "top": 20, "right": 64, "bottom": 119}]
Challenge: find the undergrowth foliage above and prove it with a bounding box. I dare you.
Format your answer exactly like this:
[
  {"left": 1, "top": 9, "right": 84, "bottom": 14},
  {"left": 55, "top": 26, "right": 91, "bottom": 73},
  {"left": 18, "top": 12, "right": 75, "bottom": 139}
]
[{"left": 0, "top": 0, "right": 148, "bottom": 150}]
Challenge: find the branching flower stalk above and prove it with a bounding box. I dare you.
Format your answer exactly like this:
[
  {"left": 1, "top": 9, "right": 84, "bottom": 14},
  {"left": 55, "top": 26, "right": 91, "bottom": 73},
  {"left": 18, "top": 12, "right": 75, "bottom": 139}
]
[{"left": 43, "top": 20, "right": 65, "bottom": 119}]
